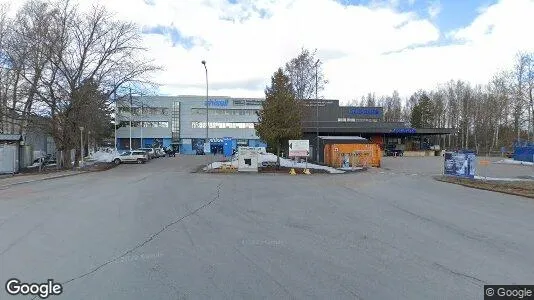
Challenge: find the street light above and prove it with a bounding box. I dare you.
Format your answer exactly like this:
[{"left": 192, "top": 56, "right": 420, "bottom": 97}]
[
  {"left": 202, "top": 60, "right": 209, "bottom": 150},
  {"left": 79, "top": 126, "right": 84, "bottom": 166},
  {"left": 315, "top": 59, "right": 320, "bottom": 163}
]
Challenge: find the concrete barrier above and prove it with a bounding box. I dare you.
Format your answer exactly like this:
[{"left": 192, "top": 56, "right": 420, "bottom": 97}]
[{"left": 403, "top": 151, "right": 426, "bottom": 157}]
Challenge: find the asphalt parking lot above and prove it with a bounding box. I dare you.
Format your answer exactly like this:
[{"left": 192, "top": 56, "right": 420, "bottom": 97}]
[
  {"left": 1, "top": 155, "right": 533, "bottom": 299},
  {"left": 380, "top": 155, "right": 534, "bottom": 179}
]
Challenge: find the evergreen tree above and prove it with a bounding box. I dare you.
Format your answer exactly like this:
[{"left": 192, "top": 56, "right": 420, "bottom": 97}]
[{"left": 255, "top": 68, "right": 302, "bottom": 166}]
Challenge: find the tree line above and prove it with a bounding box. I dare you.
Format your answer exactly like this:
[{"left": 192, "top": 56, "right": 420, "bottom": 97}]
[
  {"left": 0, "top": 0, "right": 158, "bottom": 167},
  {"left": 351, "top": 53, "right": 534, "bottom": 154},
  {"left": 258, "top": 49, "right": 534, "bottom": 158}
]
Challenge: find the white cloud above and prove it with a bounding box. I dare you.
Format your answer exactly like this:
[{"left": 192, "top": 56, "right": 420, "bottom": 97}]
[
  {"left": 2, "top": 0, "right": 534, "bottom": 104},
  {"left": 427, "top": 1, "right": 441, "bottom": 19}
]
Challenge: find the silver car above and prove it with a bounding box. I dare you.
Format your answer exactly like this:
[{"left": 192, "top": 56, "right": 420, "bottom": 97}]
[
  {"left": 113, "top": 150, "right": 148, "bottom": 164},
  {"left": 138, "top": 148, "right": 156, "bottom": 159}
]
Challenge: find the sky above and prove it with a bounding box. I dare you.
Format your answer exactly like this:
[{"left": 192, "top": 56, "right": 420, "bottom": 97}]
[{"left": 3, "top": 0, "right": 534, "bottom": 103}]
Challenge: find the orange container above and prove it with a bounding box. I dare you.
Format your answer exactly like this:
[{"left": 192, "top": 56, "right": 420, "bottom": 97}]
[{"left": 324, "top": 143, "right": 382, "bottom": 168}]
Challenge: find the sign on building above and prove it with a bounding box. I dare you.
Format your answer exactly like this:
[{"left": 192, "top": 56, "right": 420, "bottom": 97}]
[
  {"left": 205, "top": 99, "right": 229, "bottom": 107},
  {"left": 288, "top": 140, "right": 309, "bottom": 157}
]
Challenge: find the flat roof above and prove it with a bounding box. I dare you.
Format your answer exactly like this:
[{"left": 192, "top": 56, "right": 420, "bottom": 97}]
[
  {"left": 318, "top": 136, "right": 371, "bottom": 144},
  {"left": 0, "top": 134, "right": 22, "bottom": 141},
  {"left": 319, "top": 136, "right": 368, "bottom": 141}
]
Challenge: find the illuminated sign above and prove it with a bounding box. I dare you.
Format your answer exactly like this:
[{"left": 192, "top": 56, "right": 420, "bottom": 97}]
[
  {"left": 391, "top": 128, "right": 417, "bottom": 134},
  {"left": 348, "top": 108, "right": 382, "bottom": 116},
  {"left": 205, "top": 99, "right": 229, "bottom": 107}
]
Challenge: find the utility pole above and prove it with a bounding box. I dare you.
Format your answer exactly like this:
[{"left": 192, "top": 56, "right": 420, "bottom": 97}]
[
  {"left": 129, "top": 87, "right": 132, "bottom": 150},
  {"left": 140, "top": 101, "right": 143, "bottom": 148},
  {"left": 79, "top": 126, "right": 84, "bottom": 167},
  {"left": 202, "top": 60, "right": 209, "bottom": 152},
  {"left": 315, "top": 59, "right": 320, "bottom": 163},
  {"left": 114, "top": 90, "right": 117, "bottom": 151}
]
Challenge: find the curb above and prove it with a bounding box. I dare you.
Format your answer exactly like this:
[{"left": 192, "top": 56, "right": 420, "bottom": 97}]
[{"left": 0, "top": 171, "right": 89, "bottom": 189}]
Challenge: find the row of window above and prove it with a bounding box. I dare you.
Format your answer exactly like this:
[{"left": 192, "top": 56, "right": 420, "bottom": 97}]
[
  {"left": 337, "top": 118, "right": 379, "bottom": 122},
  {"left": 118, "top": 121, "right": 169, "bottom": 128},
  {"left": 192, "top": 108, "right": 259, "bottom": 116},
  {"left": 118, "top": 107, "right": 170, "bottom": 115},
  {"left": 191, "top": 122, "right": 256, "bottom": 129},
  {"left": 232, "top": 99, "right": 264, "bottom": 106}
]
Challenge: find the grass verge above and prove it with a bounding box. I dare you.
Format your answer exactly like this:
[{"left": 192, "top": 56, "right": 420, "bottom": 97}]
[{"left": 434, "top": 175, "right": 534, "bottom": 199}]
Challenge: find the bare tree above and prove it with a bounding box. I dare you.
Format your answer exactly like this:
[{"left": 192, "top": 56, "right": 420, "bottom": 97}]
[
  {"left": 284, "top": 48, "right": 328, "bottom": 100},
  {"left": 511, "top": 52, "right": 529, "bottom": 142}
]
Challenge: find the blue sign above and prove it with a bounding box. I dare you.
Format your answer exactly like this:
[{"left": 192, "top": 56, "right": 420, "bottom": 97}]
[
  {"left": 348, "top": 108, "right": 381, "bottom": 116},
  {"left": 209, "top": 138, "right": 224, "bottom": 143},
  {"left": 223, "top": 137, "right": 233, "bottom": 157},
  {"left": 391, "top": 128, "right": 417, "bottom": 134},
  {"left": 205, "top": 99, "right": 229, "bottom": 107},
  {"left": 444, "top": 151, "right": 476, "bottom": 179}
]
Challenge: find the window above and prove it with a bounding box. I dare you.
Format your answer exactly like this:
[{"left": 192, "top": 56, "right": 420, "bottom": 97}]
[{"left": 191, "top": 122, "right": 256, "bottom": 129}]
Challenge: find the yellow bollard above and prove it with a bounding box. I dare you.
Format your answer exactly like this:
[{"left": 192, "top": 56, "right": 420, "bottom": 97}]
[{"left": 289, "top": 168, "right": 297, "bottom": 175}]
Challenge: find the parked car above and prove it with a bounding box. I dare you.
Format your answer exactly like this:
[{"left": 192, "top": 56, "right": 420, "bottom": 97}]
[
  {"left": 27, "top": 154, "right": 56, "bottom": 169},
  {"left": 138, "top": 148, "right": 156, "bottom": 159},
  {"left": 154, "top": 148, "right": 165, "bottom": 158},
  {"left": 166, "top": 147, "right": 176, "bottom": 157},
  {"left": 113, "top": 150, "right": 148, "bottom": 165}
]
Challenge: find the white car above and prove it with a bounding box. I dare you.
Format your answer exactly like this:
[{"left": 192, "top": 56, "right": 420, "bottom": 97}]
[
  {"left": 155, "top": 148, "right": 165, "bottom": 158},
  {"left": 138, "top": 148, "right": 156, "bottom": 159},
  {"left": 113, "top": 150, "right": 148, "bottom": 165}
]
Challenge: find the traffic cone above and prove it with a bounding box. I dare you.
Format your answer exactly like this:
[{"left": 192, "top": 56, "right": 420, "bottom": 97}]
[
  {"left": 289, "top": 168, "right": 296, "bottom": 175},
  {"left": 303, "top": 169, "right": 311, "bottom": 175}
]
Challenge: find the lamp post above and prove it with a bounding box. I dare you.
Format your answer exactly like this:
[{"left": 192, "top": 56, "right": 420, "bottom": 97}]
[
  {"left": 202, "top": 60, "right": 209, "bottom": 150},
  {"left": 79, "top": 126, "right": 84, "bottom": 167},
  {"left": 315, "top": 59, "right": 320, "bottom": 163},
  {"left": 129, "top": 87, "right": 132, "bottom": 150},
  {"left": 114, "top": 90, "right": 117, "bottom": 151}
]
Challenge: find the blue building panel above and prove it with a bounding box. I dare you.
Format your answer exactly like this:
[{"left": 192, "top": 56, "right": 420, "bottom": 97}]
[{"left": 180, "top": 143, "right": 194, "bottom": 155}]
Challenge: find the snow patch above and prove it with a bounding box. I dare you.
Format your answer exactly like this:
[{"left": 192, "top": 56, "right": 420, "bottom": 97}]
[
  {"left": 494, "top": 159, "right": 534, "bottom": 166},
  {"left": 204, "top": 153, "right": 347, "bottom": 174},
  {"left": 474, "top": 176, "right": 534, "bottom": 181}
]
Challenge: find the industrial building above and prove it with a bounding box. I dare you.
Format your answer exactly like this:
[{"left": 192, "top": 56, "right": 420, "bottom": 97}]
[
  {"left": 300, "top": 99, "right": 455, "bottom": 163},
  {"left": 115, "top": 95, "right": 267, "bottom": 154},
  {"left": 115, "top": 95, "right": 454, "bottom": 160}
]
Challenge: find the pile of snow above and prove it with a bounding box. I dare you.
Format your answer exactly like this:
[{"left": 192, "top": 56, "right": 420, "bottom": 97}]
[
  {"left": 205, "top": 153, "right": 347, "bottom": 174},
  {"left": 88, "top": 150, "right": 121, "bottom": 163},
  {"left": 495, "top": 159, "right": 534, "bottom": 166},
  {"left": 474, "top": 176, "right": 534, "bottom": 181}
]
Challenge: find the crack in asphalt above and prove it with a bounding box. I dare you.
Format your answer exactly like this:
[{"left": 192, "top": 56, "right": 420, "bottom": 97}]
[
  {"left": 433, "top": 262, "right": 486, "bottom": 286},
  {"left": 30, "top": 182, "right": 223, "bottom": 299}
]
